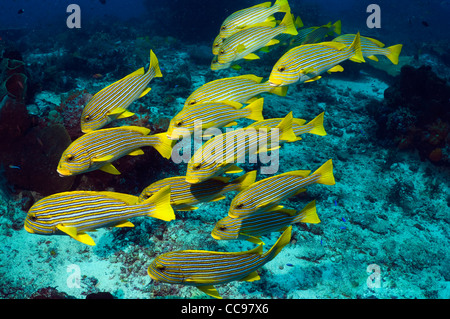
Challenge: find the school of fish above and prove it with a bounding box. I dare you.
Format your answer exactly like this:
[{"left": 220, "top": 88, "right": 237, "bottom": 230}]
[{"left": 23, "top": 0, "right": 403, "bottom": 299}]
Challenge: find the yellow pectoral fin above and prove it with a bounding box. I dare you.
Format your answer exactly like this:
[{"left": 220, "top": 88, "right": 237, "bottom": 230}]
[
  {"left": 116, "top": 110, "right": 135, "bottom": 119},
  {"left": 91, "top": 155, "right": 114, "bottom": 163},
  {"left": 197, "top": 285, "right": 222, "bottom": 299},
  {"left": 241, "top": 233, "right": 265, "bottom": 245},
  {"left": 99, "top": 163, "right": 121, "bottom": 175},
  {"left": 56, "top": 225, "right": 96, "bottom": 246},
  {"left": 240, "top": 271, "right": 261, "bottom": 282},
  {"left": 266, "top": 39, "right": 280, "bottom": 46},
  {"left": 139, "top": 87, "right": 151, "bottom": 98},
  {"left": 224, "top": 164, "right": 243, "bottom": 174}
]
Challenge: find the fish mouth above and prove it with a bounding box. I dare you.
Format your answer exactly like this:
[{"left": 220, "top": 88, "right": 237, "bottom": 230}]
[
  {"left": 57, "top": 168, "right": 72, "bottom": 177},
  {"left": 269, "top": 80, "right": 281, "bottom": 87},
  {"left": 147, "top": 269, "right": 160, "bottom": 281},
  {"left": 24, "top": 223, "right": 34, "bottom": 233},
  {"left": 211, "top": 233, "right": 221, "bottom": 240},
  {"left": 185, "top": 177, "right": 201, "bottom": 184},
  {"left": 166, "top": 134, "right": 180, "bottom": 141}
]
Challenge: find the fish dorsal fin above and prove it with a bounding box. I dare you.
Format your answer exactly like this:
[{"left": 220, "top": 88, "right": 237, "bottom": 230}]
[
  {"left": 236, "top": 74, "right": 263, "bottom": 83},
  {"left": 221, "top": 100, "right": 244, "bottom": 109},
  {"left": 251, "top": 1, "right": 271, "bottom": 8},
  {"left": 56, "top": 224, "right": 96, "bottom": 246},
  {"left": 197, "top": 286, "right": 222, "bottom": 299},
  {"left": 119, "top": 126, "right": 151, "bottom": 136},
  {"left": 281, "top": 170, "right": 311, "bottom": 178},
  {"left": 319, "top": 41, "right": 347, "bottom": 51},
  {"left": 240, "top": 271, "right": 261, "bottom": 282},
  {"left": 99, "top": 163, "right": 121, "bottom": 175},
  {"left": 124, "top": 67, "right": 145, "bottom": 79},
  {"left": 276, "top": 208, "right": 298, "bottom": 216},
  {"left": 97, "top": 191, "right": 139, "bottom": 205}
]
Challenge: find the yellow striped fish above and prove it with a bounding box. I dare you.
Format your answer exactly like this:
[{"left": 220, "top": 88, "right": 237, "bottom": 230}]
[
  {"left": 138, "top": 171, "right": 256, "bottom": 211},
  {"left": 167, "top": 98, "right": 264, "bottom": 140},
  {"left": 217, "top": 0, "right": 291, "bottom": 40},
  {"left": 212, "top": 200, "right": 318, "bottom": 244},
  {"left": 248, "top": 112, "right": 326, "bottom": 140},
  {"left": 185, "top": 112, "right": 298, "bottom": 184},
  {"left": 290, "top": 20, "right": 341, "bottom": 46},
  {"left": 57, "top": 126, "right": 173, "bottom": 177},
  {"left": 215, "top": 12, "right": 298, "bottom": 68},
  {"left": 269, "top": 32, "right": 365, "bottom": 87},
  {"left": 148, "top": 226, "right": 292, "bottom": 299},
  {"left": 24, "top": 186, "right": 174, "bottom": 246},
  {"left": 184, "top": 74, "right": 287, "bottom": 108},
  {"left": 80, "top": 50, "right": 162, "bottom": 133},
  {"left": 228, "top": 159, "right": 335, "bottom": 218},
  {"left": 333, "top": 34, "right": 403, "bottom": 65}
]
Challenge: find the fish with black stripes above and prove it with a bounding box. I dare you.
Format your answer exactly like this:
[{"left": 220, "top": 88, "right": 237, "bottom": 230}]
[
  {"left": 212, "top": 200, "right": 318, "bottom": 244},
  {"left": 184, "top": 74, "right": 287, "bottom": 108},
  {"left": 57, "top": 126, "right": 173, "bottom": 176},
  {"left": 269, "top": 32, "right": 365, "bottom": 87},
  {"left": 290, "top": 20, "right": 341, "bottom": 46},
  {"left": 80, "top": 50, "right": 162, "bottom": 132},
  {"left": 138, "top": 171, "right": 256, "bottom": 211},
  {"left": 167, "top": 98, "right": 264, "bottom": 140},
  {"left": 147, "top": 226, "right": 292, "bottom": 299},
  {"left": 228, "top": 159, "right": 335, "bottom": 218},
  {"left": 185, "top": 112, "right": 298, "bottom": 184},
  {"left": 24, "top": 186, "right": 174, "bottom": 246}
]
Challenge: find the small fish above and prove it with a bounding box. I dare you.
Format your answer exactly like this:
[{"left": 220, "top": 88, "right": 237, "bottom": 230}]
[
  {"left": 92, "top": 73, "right": 103, "bottom": 79},
  {"left": 248, "top": 112, "right": 326, "bottom": 140},
  {"left": 421, "top": 21, "right": 429, "bottom": 27},
  {"left": 24, "top": 186, "right": 174, "bottom": 246},
  {"left": 9, "top": 165, "right": 21, "bottom": 170},
  {"left": 138, "top": 171, "right": 256, "bottom": 211},
  {"left": 18, "top": 9, "right": 24, "bottom": 14},
  {"left": 228, "top": 159, "right": 335, "bottom": 218},
  {"left": 184, "top": 74, "right": 287, "bottom": 108},
  {"left": 185, "top": 112, "right": 298, "bottom": 184},
  {"left": 333, "top": 34, "right": 402, "bottom": 65},
  {"left": 215, "top": 12, "right": 298, "bottom": 69},
  {"left": 290, "top": 20, "right": 341, "bottom": 46},
  {"left": 212, "top": 200, "right": 319, "bottom": 244},
  {"left": 269, "top": 32, "right": 365, "bottom": 87},
  {"left": 57, "top": 126, "right": 174, "bottom": 177},
  {"left": 166, "top": 98, "right": 264, "bottom": 140},
  {"left": 148, "top": 226, "right": 292, "bottom": 299},
  {"left": 80, "top": 50, "right": 162, "bottom": 133},
  {"left": 217, "top": 0, "right": 291, "bottom": 40}
]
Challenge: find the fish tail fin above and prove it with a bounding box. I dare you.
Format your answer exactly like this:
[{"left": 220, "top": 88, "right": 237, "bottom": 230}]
[
  {"left": 293, "top": 200, "right": 321, "bottom": 224},
  {"left": 268, "top": 83, "right": 289, "bottom": 96},
  {"left": 149, "top": 50, "right": 163, "bottom": 77},
  {"left": 306, "top": 112, "right": 327, "bottom": 136},
  {"left": 279, "top": 12, "right": 298, "bottom": 36},
  {"left": 312, "top": 159, "right": 335, "bottom": 186},
  {"left": 274, "top": 0, "right": 291, "bottom": 13},
  {"left": 265, "top": 226, "right": 292, "bottom": 261},
  {"left": 294, "top": 15, "right": 304, "bottom": 29},
  {"left": 150, "top": 133, "right": 175, "bottom": 159},
  {"left": 332, "top": 20, "right": 342, "bottom": 35},
  {"left": 348, "top": 32, "right": 365, "bottom": 63},
  {"left": 244, "top": 98, "right": 264, "bottom": 122},
  {"left": 277, "top": 111, "right": 298, "bottom": 142},
  {"left": 141, "top": 185, "right": 175, "bottom": 221},
  {"left": 232, "top": 170, "right": 257, "bottom": 192},
  {"left": 385, "top": 44, "right": 403, "bottom": 65}
]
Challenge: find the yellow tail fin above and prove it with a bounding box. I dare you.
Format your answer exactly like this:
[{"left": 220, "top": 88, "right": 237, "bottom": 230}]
[
  {"left": 385, "top": 44, "right": 403, "bottom": 65},
  {"left": 274, "top": 0, "right": 291, "bottom": 13},
  {"left": 265, "top": 226, "right": 292, "bottom": 261},
  {"left": 348, "top": 32, "right": 365, "bottom": 63},
  {"left": 142, "top": 185, "right": 175, "bottom": 221},
  {"left": 279, "top": 12, "right": 298, "bottom": 36},
  {"left": 151, "top": 133, "right": 175, "bottom": 159},
  {"left": 293, "top": 200, "right": 321, "bottom": 224},
  {"left": 277, "top": 112, "right": 298, "bottom": 143},
  {"left": 313, "top": 159, "right": 335, "bottom": 186},
  {"left": 244, "top": 98, "right": 264, "bottom": 122},
  {"left": 306, "top": 112, "right": 327, "bottom": 136},
  {"left": 332, "top": 20, "right": 342, "bottom": 35},
  {"left": 149, "top": 50, "right": 163, "bottom": 78}
]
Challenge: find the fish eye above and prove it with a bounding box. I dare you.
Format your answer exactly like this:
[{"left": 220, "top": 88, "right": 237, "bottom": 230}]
[
  {"left": 143, "top": 193, "right": 152, "bottom": 199},
  {"left": 220, "top": 49, "right": 225, "bottom": 54},
  {"left": 84, "top": 115, "right": 91, "bottom": 122},
  {"left": 175, "top": 120, "right": 183, "bottom": 127},
  {"left": 65, "top": 154, "right": 74, "bottom": 162},
  {"left": 278, "top": 66, "right": 286, "bottom": 72},
  {"left": 193, "top": 163, "right": 202, "bottom": 170},
  {"left": 219, "top": 225, "right": 227, "bottom": 231},
  {"left": 29, "top": 214, "right": 37, "bottom": 222},
  {"left": 156, "top": 264, "right": 166, "bottom": 272},
  {"left": 221, "top": 26, "right": 226, "bottom": 30},
  {"left": 189, "top": 99, "right": 196, "bottom": 105},
  {"left": 235, "top": 203, "right": 244, "bottom": 209}
]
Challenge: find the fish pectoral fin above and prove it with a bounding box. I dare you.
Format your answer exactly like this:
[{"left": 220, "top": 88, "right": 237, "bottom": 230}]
[
  {"left": 266, "top": 39, "right": 280, "bottom": 46},
  {"left": 127, "top": 148, "right": 145, "bottom": 156},
  {"left": 99, "top": 163, "right": 121, "bottom": 175},
  {"left": 116, "top": 110, "right": 135, "bottom": 119},
  {"left": 139, "top": 87, "right": 152, "bottom": 98},
  {"left": 114, "top": 220, "right": 135, "bottom": 228},
  {"left": 243, "top": 53, "right": 260, "bottom": 60},
  {"left": 91, "top": 155, "right": 114, "bottom": 163},
  {"left": 240, "top": 271, "right": 261, "bottom": 282},
  {"left": 241, "top": 233, "right": 265, "bottom": 245},
  {"left": 197, "top": 285, "right": 222, "bottom": 299},
  {"left": 56, "top": 224, "right": 96, "bottom": 246},
  {"left": 224, "top": 164, "right": 243, "bottom": 174},
  {"left": 236, "top": 44, "right": 246, "bottom": 53}
]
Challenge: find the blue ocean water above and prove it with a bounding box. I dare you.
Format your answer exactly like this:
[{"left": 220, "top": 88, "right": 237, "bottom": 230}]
[{"left": 0, "top": 0, "right": 449, "bottom": 304}]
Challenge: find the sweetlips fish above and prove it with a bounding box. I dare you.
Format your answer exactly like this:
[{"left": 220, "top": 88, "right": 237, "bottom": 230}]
[
  {"left": 333, "top": 34, "right": 403, "bottom": 65},
  {"left": 57, "top": 126, "right": 173, "bottom": 176},
  {"left": 290, "top": 20, "right": 341, "bottom": 46},
  {"left": 185, "top": 112, "right": 298, "bottom": 184},
  {"left": 212, "top": 200, "right": 318, "bottom": 244},
  {"left": 147, "top": 226, "right": 292, "bottom": 299},
  {"left": 227, "top": 159, "right": 335, "bottom": 218},
  {"left": 184, "top": 74, "right": 287, "bottom": 108},
  {"left": 24, "top": 186, "right": 174, "bottom": 246},
  {"left": 215, "top": 12, "right": 298, "bottom": 69},
  {"left": 166, "top": 98, "right": 264, "bottom": 140},
  {"left": 269, "top": 32, "right": 365, "bottom": 87},
  {"left": 138, "top": 171, "right": 256, "bottom": 211},
  {"left": 216, "top": 0, "right": 291, "bottom": 41},
  {"left": 248, "top": 111, "right": 326, "bottom": 140},
  {"left": 80, "top": 50, "right": 162, "bottom": 133}
]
